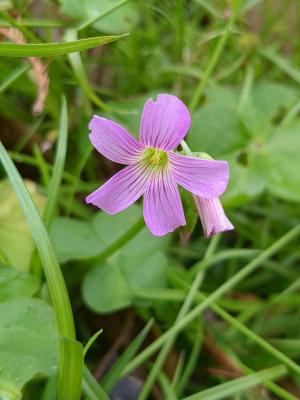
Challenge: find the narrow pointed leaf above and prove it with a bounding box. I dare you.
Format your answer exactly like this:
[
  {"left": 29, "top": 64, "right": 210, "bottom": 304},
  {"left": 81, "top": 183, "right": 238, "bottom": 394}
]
[{"left": 0, "top": 34, "right": 128, "bottom": 57}]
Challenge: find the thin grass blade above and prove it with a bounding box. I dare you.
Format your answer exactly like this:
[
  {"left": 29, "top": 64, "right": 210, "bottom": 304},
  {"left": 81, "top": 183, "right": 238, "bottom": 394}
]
[
  {"left": 0, "top": 34, "right": 128, "bottom": 57},
  {"left": 182, "top": 365, "right": 287, "bottom": 400},
  {"left": 43, "top": 95, "right": 68, "bottom": 229},
  {"left": 101, "top": 319, "right": 153, "bottom": 392},
  {"left": 0, "top": 142, "right": 82, "bottom": 400}
]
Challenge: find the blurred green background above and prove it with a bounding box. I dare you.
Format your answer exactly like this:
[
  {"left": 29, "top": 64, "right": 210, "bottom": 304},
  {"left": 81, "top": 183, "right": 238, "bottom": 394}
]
[{"left": 1, "top": 1, "right": 300, "bottom": 399}]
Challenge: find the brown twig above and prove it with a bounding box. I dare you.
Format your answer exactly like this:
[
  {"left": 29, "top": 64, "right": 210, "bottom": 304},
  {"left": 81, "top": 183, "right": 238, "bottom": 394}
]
[{"left": 0, "top": 27, "right": 49, "bottom": 115}]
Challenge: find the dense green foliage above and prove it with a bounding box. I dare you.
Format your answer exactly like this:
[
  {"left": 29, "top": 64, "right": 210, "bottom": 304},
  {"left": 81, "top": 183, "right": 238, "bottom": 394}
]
[{"left": 1, "top": 0, "right": 300, "bottom": 399}]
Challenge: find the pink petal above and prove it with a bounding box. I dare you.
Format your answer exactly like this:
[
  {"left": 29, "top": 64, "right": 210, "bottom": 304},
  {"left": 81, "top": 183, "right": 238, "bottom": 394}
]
[
  {"left": 143, "top": 169, "right": 186, "bottom": 236},
  {"left": 194, "top": 196, "right": 234, "bottom": 238},
  {"left": 139, "top": 94, "right": 191, "bottom": 151},
  {"left": 86, "top": 163, "right": 149, "bottom": 214},
  {"left": 169, "top": 153, "right": 229, "bottom": 198},
  {"left": 89, "top": 115, "right": 144, "bottom": 164}
]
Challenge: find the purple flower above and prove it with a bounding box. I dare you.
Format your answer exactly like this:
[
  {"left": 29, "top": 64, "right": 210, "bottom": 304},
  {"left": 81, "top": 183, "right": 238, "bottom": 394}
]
[
  {"left": 194, "top": 196, "right": 234, "bottom": 238},
  {"left": 86, "top": 94, "right": 229, "bottom": 236}
]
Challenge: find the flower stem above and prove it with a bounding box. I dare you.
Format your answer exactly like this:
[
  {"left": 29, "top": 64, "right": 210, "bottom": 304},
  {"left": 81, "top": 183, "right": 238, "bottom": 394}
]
[{"left": 96, "top": 216, "right": 145, "bottom": 261}]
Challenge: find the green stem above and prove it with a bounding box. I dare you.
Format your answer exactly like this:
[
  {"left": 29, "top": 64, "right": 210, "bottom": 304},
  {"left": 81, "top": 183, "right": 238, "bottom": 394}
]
[
  {"left": 43, "top": 96, "right": 68, "bottom": 229},
  {"left": 96, "top": 217, "right": 145, "bottom": 261},
  {"left": 65, "top": 142, "right": 93, "bottom": 216},
  {"left": 123, "top": 225, "right": 300, "bottom": 376},
  {"left": 189, "top": 2, "right": 239, "bottom": 112},
  {"left": 138, "top": 236, "right": 219, "bottom": 399}
]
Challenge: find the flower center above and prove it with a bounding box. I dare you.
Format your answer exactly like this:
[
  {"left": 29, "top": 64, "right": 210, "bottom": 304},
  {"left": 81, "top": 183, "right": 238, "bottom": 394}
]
[{"left": 143, "top": 147, "right": 168, "bottom": 168}]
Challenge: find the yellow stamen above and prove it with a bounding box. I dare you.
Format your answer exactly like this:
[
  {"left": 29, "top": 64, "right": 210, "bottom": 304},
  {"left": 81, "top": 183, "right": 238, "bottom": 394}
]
[{"left": 142, "top": 147, "right": 168, "bottom": 168}]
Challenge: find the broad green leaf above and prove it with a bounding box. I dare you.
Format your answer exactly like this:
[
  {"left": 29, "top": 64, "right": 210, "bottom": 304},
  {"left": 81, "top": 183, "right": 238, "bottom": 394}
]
[
  {"left": 121, "top": 250, "right": 168, "bottom": 290},
  {"left": 187, "top": 87, "right": 245, "bottom": 157},
  {"left": 223, "top": 147, "right": 268, "bottom": 208},
  {"left": 0, "top": 265, "right": 39, "bottom": 302},
  {"left": 50, "top": 217, "right": 101, "bottom": 262},
  {"left": 239, "top": 82, "right": 296, "bottom": 137},
  {"left": 81, "top": 214, "right": 170, "bottom": 312},
  {"left": 0, "top": 298, "right": 58, "bottom": 398},
  {"left": 82, "top": 261, "right": 132, "bottom": 313},
  {"left": 82, "top": 250, "right": 169, "bottom": 313},
  {"left": 59, "top": 0, "right": 138, "bottom": 34},
  {"left": 264, "top": 121, "right": 300, "bottom": 202},
  {"left": 187, "top": 83, "right": 300, "bottom": 206},
  {"left": 0, "top": 34, "right": 128, "bottom": 57},
  {"left": 0, "top": 179, "right": 45, "bottom": 271},
  {"left": 92, "top": 204, "right": 143, "bottom": 246},
  {"left": 50, "top": 204, "right": 167, "bottom": 263}
]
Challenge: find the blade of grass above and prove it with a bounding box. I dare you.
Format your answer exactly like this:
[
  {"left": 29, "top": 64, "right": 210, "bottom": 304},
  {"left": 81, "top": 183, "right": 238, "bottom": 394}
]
[
  {"left": 43, "top": 96, "right": 68, "bottom": 229},
  {"left": 0, "top": 62, "right": 30, "bottom": 93},
  {"left": 67, "top": 3, "right": 132, "bottom": 112},
  {"left": 101, "top": 319, "right": 153, "bottom": 392},
  {"left": 42, "top": 375, "right": 57, "bottom": 400},
  {"left": 65, "top": 30, "right": 109, "bottom": 112},
  {"left": 83, "top": 366, "right": 109, "bottom": 400},
  {"left": 171, "top": 351, "right": 185, "bottom": 390},
  {"left": 83, "top": 329, "right": 103, "bottom": 358},
  {"left": 171, "top": 270, "right": 300, "bottom": 400},
  {"left": 0, "top": 34, "right": 128, "bottom": 57},
  {"left": 63, "top": 121, "right": 93, "bottom": 216},
  {"left": 157, "top": 371, "right": 177, "bottom": 400},
  {"left": 259, "top": 47, "right": 300, "bottom": 85},
  {"left": 193, "top": 0, "right": 222, "bottom": 19},
  {"left": 0, "top": 142, "right": 83, "bottom": 400},
  {"left": 123, "top": 225, "right": 300, "bottom": 376},
  {"left": 0, "top": 10, "right": 38, "bottom": 42},
  {"left": 176, "top": 318, "right": 203, "bottom": 396},
  {"left": 138, "top": 236, "right": 219, "bottom": 399},
  {"left": 10, "top": 151, "right": 78, "bottom": 184},
  {"left": 32, "top": 143, "right": 50, "bottom": 188},
  {"left": 14, "top": 116, "right": 44, "bottom": 152},
  {"left": 182, "top": 365, "right": 287, "bottom": 400},
  {"left": 189, "top": 0, "right": 240, "bottom": 111},
  {"left": 237, "top": 64, "right": 254, "bottom": 112},
  {"left": 76, "top": 0, "right": 132, "bottom": 31},
  {"left": 0, "top": 18, "right": 65, "bottom": 28},
  {"left": 205, "top": 293, "right": 300, "bottom": 376},
  {"left": 60, "top": 338, "right": 84, "bottom": 400}
]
